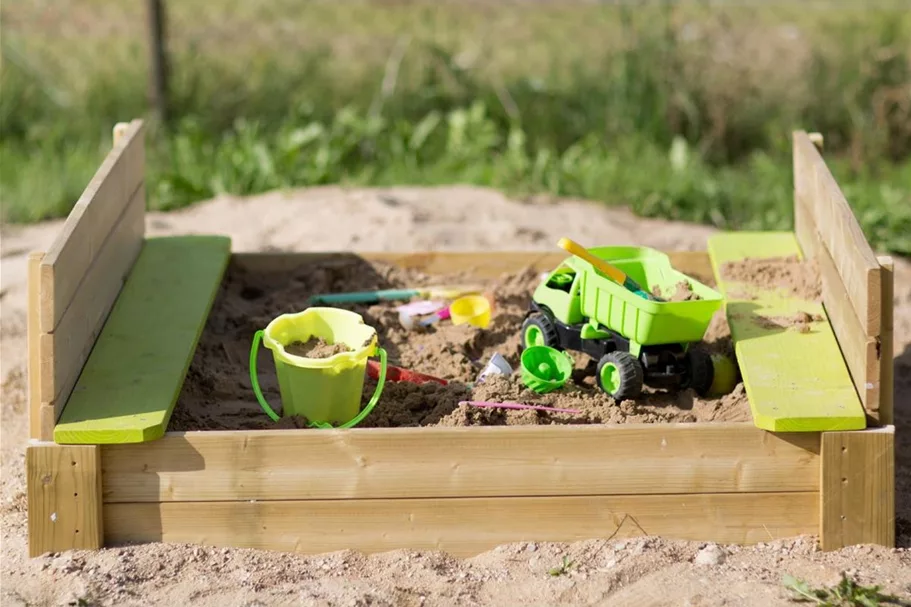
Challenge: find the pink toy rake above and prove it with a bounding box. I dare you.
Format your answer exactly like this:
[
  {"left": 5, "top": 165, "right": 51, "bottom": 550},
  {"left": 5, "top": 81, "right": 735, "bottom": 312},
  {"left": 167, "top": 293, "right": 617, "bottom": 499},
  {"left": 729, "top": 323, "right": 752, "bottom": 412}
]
[{"left": 459, "top": 400, "right": 581, "bottom": 415}]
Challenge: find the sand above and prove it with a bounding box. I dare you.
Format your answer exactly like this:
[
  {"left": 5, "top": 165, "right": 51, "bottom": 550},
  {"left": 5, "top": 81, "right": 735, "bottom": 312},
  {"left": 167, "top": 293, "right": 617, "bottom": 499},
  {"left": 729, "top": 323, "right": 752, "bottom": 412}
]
[
  {"left": 169, "top": 258, "right": 749, "bottom": 431},
  {"left": 653, "top": 280, "right": 701, "bottom": 302},
  {"left": 720, "top": 255, "right": 831, "bottom": 335},
  {"left": 720, "top": 255, "right": 822, "bottom": 302},
  {"left": 285, "top": 338, "right": 352, "bottom": 359},
  {"left": 2, "top": 185, "right": 910, "bottom": 606}
]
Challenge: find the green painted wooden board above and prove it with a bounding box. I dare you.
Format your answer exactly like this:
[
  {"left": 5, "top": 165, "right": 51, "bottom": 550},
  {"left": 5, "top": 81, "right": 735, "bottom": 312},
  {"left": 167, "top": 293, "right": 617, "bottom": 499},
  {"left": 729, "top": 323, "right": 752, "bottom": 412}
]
[
  {"left": 54, "top": 236, "right": 231, "bottom": 444},
  {"left": 707, "top": 231, "right": 866, "bottom": 432}
]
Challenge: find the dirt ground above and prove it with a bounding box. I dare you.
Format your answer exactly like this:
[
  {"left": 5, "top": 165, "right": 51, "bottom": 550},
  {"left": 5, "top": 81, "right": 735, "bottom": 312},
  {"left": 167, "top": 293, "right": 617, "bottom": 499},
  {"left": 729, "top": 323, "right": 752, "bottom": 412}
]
[{"left": 2, "top": 185, "right": 910, "bottom": 606}]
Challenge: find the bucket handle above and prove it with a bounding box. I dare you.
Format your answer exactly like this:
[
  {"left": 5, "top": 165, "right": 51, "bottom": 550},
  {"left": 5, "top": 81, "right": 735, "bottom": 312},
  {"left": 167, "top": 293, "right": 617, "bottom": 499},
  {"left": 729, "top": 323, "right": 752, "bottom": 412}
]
[{"left": 249, "top": 330, "right": 388, "bottom": 429}]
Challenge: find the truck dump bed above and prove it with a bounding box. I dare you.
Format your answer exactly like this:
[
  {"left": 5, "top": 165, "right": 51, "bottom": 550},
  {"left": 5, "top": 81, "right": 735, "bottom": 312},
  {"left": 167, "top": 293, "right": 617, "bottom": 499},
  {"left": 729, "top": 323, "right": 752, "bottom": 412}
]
[{"left": 568, "top": 246, "right": 723, "bottom": 346}]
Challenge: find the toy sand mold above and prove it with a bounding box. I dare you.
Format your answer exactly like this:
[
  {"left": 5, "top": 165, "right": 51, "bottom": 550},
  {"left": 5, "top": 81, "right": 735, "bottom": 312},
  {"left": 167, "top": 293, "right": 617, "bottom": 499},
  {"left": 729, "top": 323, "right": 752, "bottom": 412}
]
[
  {"left": 250, "top": 308, "right": 388, "bottom": 428},
  {"left": 522, "top": 244, "right": 725, "bottom": 400}
]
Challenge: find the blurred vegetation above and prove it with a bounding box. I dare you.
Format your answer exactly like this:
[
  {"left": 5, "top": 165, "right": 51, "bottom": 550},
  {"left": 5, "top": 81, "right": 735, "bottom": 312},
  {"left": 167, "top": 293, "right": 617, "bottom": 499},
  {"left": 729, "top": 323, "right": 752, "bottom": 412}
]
[{"left": 1, "top": 0, "right": 909, "bottom": 253}]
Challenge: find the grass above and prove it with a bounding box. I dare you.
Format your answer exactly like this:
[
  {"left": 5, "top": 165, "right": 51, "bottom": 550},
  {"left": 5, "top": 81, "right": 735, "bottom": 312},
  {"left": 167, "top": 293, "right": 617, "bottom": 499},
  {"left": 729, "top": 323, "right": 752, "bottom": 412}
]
[
  {"left": 548, "top": 555, "right": 574, "bottom": 577},
  {"left": 1, "top": 0, "right": 909, "bottom": 254},
  {"left": 783, "top": 572, "right": 910, "bottom": 606}
]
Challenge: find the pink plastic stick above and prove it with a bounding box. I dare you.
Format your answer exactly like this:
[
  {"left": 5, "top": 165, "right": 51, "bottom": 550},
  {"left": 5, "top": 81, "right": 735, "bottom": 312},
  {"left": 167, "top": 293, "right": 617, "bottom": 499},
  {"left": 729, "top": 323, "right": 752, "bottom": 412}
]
[{"left": 459, "top": 400, "right": 582, "bottom": 415}]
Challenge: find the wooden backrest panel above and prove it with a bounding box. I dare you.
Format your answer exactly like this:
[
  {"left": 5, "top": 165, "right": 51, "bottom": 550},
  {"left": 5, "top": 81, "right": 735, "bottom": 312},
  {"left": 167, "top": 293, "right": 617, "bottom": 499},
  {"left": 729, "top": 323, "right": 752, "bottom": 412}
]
[
  {"left": 30, "top": 120, "right": 146, "bottom": 440},
  {"left": 39, "top": 120, "right": 145, "bottom": 331},
  {"left": 792, "top": 131, "right": 892, "bottom": 425},
  {"left": 793, "top": 132, "right": 882, "bottom": 334}
]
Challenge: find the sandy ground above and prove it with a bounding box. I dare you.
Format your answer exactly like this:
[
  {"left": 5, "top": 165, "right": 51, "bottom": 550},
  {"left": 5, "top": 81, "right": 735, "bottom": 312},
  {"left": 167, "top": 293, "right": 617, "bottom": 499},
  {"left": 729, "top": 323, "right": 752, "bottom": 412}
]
[
  {"left": 2, "top": 185, "right": 910, "bottom": 606},
  {"left": 170, "top": 250, "right": 752, "bottom": 432}
]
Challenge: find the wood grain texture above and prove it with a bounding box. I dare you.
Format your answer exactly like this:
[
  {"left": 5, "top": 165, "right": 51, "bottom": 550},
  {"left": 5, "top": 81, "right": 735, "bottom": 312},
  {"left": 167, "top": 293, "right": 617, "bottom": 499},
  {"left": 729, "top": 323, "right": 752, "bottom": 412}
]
[
  {"left": 820, "top": 427, "right": 895, "bottom": 550},
  {"left": 112, "top": 122, "right": 131, "bottom": 145},
  {"left": 39, "top": 119, "right": 145, "bottom": 333},
  {"left": 27, "top": 253, "right": 48, "bottom": 441},
  {"left": 39, "top": 187, "right": 146, "bottom": 417},
  {"left": 104, "top": 492, "right": 818, "bottom": 557},
  {"left": 233, "top": 251, "right": 567, "bottom": 279},
  {"left": 792, "top": 131, "right": 882, "bottom": 336},
  {"left": 231, "top": 251, "right": 717, "bottom": 288},
  {"left": 27, "top": 444, "right": 103, "bottom": 557},
  {"left": 877, "top": 257, "right": 894, "bottom": 426},
  {"left": 100, "top": 423, "right": 821, "bottom": 502},
  {"left": 793, "top": 130, "right": 815, "bottom": 203},
  {"left": 708, "top": 232, "right": 866, "bottom": 432},
  {"left": 38, "top": 406, "right": 57, "bottom": 444},
  {"left": 795, "top": 198, "right": 880, "bottom": 414},
  {"left": 54, "top": 236, "right": 232, "bottom": 444}
]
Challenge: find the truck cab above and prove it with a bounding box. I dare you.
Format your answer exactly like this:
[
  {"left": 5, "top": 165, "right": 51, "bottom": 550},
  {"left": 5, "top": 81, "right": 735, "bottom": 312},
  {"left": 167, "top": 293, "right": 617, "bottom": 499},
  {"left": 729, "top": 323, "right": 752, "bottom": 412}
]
[
  {"left": 524, "top": 262, "right": 630, "bottom": 364},
  {"left": 531, "top": 264, "right": 584, "bottom": 327}
]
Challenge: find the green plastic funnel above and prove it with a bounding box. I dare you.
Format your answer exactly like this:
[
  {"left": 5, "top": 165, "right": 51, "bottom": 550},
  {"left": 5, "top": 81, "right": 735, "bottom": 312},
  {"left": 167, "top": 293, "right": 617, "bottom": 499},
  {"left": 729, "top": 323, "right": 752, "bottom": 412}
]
[
  {"left": 249, "top": 307, "right": 387, "bottom": 428},
  {"left": 520, "top": 345, "right": 573, "bottom": 394}
]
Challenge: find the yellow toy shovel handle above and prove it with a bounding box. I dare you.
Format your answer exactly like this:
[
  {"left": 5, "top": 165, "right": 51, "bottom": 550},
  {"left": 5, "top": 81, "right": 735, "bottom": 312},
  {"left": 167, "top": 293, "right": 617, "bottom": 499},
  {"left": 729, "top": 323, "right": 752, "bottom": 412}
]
[
  {"left": 557, "top": 237, "right": 659, "bottom": 301},
  {"left": 557, "top": 238, "right": 626, "bottom": 284}
]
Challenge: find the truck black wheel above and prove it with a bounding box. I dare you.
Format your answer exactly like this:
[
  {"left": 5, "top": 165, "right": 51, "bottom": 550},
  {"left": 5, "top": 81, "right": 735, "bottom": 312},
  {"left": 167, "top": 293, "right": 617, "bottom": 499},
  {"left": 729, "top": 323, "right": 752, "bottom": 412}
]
[
  {"left": 684, "top": 348, "right": 715, "bottom": 396},
  {"left": 522, "top": 313, "right": 560, "bottom": 349},
  {"left": 596, "top": 351, "right": 643, "bottom": 400}
]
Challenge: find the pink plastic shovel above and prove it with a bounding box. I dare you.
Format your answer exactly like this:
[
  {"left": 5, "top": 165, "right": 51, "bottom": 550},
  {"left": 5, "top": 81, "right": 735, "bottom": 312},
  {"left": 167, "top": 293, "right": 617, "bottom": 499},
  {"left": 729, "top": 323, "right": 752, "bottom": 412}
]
[{"left": 459, "top": 400, "right": 581, "bottom": 415}]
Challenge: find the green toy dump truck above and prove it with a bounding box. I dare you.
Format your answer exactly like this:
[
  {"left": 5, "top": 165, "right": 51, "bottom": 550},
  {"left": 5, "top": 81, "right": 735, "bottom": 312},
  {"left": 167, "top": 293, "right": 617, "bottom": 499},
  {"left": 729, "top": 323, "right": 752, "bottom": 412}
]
[{"left": 521, "top": 246, "right": 723, "bottom": 400}]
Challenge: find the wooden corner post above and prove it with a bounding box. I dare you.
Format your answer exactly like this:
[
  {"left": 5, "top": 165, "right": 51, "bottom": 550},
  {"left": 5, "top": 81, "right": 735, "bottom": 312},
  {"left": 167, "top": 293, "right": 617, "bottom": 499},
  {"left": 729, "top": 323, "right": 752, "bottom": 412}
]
[
  {"left": 26, "top": 444, "right": 104, "bottom": 557},
  {"left": 820, "top": 426, "right": 895, "bottom": 550}
]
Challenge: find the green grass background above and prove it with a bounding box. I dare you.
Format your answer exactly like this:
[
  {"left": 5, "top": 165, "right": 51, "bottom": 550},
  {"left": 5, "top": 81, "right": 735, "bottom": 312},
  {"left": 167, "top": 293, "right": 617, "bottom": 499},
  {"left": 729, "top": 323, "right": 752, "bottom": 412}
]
[{"left": 2, "top": 0, "right": 909, "bottom": 254}]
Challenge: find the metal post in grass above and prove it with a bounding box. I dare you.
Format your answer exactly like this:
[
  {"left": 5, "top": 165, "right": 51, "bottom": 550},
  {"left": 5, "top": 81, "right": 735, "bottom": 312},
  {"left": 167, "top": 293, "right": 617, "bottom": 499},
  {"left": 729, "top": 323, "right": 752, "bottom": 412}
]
[{"left": 145, "top": 0, "right": 170, "bottom": 126}]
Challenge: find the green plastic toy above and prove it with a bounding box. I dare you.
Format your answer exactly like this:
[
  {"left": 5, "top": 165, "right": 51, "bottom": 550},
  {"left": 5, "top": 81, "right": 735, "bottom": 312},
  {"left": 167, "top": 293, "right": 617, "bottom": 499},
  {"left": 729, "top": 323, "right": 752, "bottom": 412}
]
[
  {"left": 521, "top": 243, "right": 723, "bottom": 401},
  {"left": 520, "top": 345, "right": 573, "bottom": 394},
  {"left": 249, "top": 307, "right": 387, "bottom": 428}
]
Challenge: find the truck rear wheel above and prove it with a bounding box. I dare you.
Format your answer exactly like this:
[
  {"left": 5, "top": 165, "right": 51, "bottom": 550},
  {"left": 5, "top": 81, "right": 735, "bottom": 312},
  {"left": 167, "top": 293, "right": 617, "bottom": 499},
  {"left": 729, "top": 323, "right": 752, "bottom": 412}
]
[
  {"left": 684, "top": 349, "right": 714, "bottom": 396},
  {"left": 522, "top": 313, "right": 560, "bottom": 349},
  {"left": 596, "top": 351, "right": 643, "bottom": 400}
]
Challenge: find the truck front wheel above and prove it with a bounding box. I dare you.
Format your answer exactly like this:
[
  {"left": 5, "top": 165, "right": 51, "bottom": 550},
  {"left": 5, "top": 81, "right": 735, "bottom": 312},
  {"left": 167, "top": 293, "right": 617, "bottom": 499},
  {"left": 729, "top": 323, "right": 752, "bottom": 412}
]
[
  {"left": 522, "top": 313, "right": 560, "bottom": 349},
  {"left": 596, "top": 351, "right": 644, "bottom": 401}
]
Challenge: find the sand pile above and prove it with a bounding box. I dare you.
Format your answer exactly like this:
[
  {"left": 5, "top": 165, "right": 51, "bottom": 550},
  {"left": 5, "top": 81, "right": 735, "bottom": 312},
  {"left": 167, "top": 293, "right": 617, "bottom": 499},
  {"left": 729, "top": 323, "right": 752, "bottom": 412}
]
[
  {"left": 285, "top": 338, "right": 352, "bottom": 358},
  {"left": 720, "top": 255, "right": 822, "bottom": 301}
]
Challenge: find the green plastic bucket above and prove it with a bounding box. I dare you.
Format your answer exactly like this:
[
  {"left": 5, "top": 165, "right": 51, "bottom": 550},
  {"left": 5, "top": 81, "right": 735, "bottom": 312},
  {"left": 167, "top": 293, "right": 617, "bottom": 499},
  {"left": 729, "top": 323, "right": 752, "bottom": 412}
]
[{"left": 249, "top": 307, "right": 387, "bottom": 428}]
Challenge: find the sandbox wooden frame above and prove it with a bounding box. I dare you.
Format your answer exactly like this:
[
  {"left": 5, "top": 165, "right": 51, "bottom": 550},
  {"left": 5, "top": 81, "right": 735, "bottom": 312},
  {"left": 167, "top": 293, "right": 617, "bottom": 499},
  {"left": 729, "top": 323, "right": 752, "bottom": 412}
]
[{"left": 25, "top": 121, "right": 895, "bottom": 558}]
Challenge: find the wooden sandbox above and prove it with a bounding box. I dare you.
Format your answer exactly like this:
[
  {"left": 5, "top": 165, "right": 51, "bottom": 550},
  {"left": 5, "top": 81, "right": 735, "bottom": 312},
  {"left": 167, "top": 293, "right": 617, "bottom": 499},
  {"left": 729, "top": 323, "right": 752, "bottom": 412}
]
[{"left": 25, "top": 121, "right": 895, "bottom": 558}]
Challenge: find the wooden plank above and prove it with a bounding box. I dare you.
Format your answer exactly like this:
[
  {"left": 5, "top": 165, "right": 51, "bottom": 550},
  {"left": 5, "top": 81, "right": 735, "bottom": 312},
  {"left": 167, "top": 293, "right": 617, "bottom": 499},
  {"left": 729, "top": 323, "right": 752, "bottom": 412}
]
[
  {"left": 39, "top": 119, "right": 145, "bottom": 333},
  {"left": 27, "top": 253, "right": 49, "bottom": 441},
  {"left": 795, "top": 198, "right": 880, "bottom": 414},
  {"left": 792, "top": 131, "right": 882, "bottom": 336},
  {"left": 233, "top": 251, "right": 568, "bottom": 280},
  {"left": 112, "top": 122, "right": 131, "bottom": 145},
  {"left": 39, "top": 187, "right": 146, "bottom": 416},
  {"left": 232, "top": 251, "right": 716, "bottom": 287},
  {"left": 101, "top": 423, "right": 820, "bottom": 502},
  {"left": 54, "top": 236, "right": 232, "bottom": 444},
  {"left": 38, "top": 406, "right": 57, "bottom": 443},
  {"left": 27, "top": 444, "right": 103, "bottom": 557},
  {"left": 104, "top": 492, "right": 818, "bottom": 557},
  {"left": 793, "top": 130, "right": 816, "bottom": 203},
  {"left": 820, "top": 426, "right": 895, "bottom": 550},
  {"left": 878, "top": 257, "right": 894, "bottom": 426},
  {"left": 707, "top": 232, "right": 866, "bottom": 432}
]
